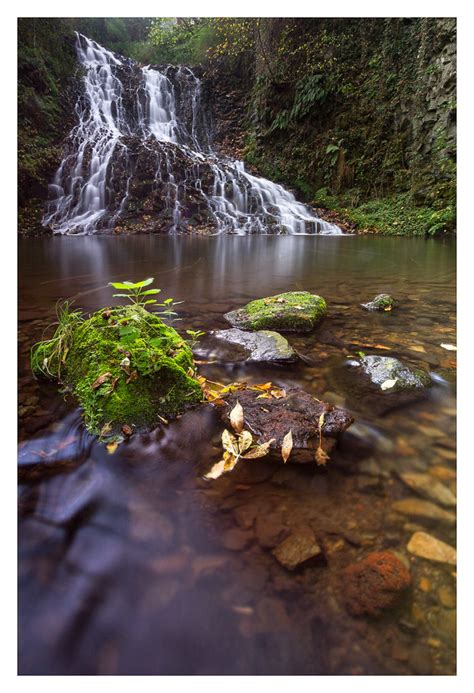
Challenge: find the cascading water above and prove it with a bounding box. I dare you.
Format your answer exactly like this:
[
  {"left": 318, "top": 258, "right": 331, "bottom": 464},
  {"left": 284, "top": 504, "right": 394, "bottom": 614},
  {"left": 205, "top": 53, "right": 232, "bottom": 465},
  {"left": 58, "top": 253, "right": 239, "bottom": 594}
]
[{"left": 44, "top": 33, "right": 342, "bottom": 235}]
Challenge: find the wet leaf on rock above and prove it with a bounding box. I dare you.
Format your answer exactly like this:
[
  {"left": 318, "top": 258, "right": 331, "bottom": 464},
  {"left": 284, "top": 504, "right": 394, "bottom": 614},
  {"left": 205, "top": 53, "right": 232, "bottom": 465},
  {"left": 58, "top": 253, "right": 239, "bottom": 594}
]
[
  {"left": 381, "top": 378, "right": 398, "bottom": 390},
  {"left": 230, "top": 401, "right": 244, "bottom": 433},
  {"left": 281, "top": 430, "right": 293, "bottom": 463}
]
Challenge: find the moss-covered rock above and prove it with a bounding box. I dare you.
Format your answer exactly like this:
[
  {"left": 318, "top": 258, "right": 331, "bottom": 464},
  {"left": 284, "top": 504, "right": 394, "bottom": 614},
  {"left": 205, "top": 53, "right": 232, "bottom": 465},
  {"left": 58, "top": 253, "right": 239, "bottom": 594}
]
[
  {"left": 31, "top": 304, "right": 202, "bottom": 435},
  {"left": 361, "top": 294, "right": 396, "bottom": 312},
  {"left": 224, "top": 291, "right": 327, "bottom": 332}
]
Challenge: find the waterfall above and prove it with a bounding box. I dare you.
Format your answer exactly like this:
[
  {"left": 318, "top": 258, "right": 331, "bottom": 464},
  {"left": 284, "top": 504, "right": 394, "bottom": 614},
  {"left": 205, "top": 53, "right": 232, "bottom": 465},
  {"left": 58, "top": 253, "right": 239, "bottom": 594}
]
[{"left": 44, "top": 33, "right": 342, "bottom": 236}]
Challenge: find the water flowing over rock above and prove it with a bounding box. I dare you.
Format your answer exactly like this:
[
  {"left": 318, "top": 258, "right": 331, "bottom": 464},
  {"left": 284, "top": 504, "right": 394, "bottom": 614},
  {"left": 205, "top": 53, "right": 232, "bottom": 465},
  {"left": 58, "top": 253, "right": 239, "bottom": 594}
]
[{"left": 43, "top": 34, "right": 342, "bottom": 236}]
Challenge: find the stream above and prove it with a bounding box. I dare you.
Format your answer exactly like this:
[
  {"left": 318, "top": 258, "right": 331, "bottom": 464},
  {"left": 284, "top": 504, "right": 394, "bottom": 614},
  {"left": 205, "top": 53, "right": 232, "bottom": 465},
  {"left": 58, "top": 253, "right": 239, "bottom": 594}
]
[{"left": 18, "top": 234, "right": 456, "bottom": 675}]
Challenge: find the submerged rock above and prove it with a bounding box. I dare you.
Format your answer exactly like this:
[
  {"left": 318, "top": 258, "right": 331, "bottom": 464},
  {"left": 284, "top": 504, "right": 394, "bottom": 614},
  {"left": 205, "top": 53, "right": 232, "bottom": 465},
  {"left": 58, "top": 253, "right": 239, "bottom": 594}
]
[
  {"left": 407, "top": 531, "right": 456, "bottom": 565},
  {"left": 392, "top": 498, "right": 455, "bottom": 526},
  {"left": 399, "top": 472, "right": 456, "bottom": 508},
  {"left": 224, "top": 291, "right": 327, "bottom": 332},
  {"left": 361, "top": 293, "right": 396, "bottom": 312},
  {"left": 343, "top": 551, "right": 412, "bottom": 617},
  {"left": 334, "top": 355, "right": 432, "bottom": 415},
  {"left": 221, "top": 387, "right": 354, "bottom": 462},
  {"left": 31, "top": 304, "right": 202, "bottom": 435},
  {"left": 272, "top": 526, "right": 324, "bottom": 571},
  {"left": 213, "top": 328, "right": 296, "bottom": 362}
]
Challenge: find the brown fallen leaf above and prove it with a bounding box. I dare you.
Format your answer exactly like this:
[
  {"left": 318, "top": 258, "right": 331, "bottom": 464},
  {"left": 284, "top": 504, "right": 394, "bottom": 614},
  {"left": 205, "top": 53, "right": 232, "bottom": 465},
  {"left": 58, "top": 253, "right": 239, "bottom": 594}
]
[
  {"left": 315, "top": 446, "right": 330, "bottom": 465},
  {"left": 92, "top": 372, "right": 112, "bottom": 390},
  {"left": 126, "top": 370, "right": 139, "bottom": 384},
  {"left": 121, "top": 424, "right": 133, "bottom": 437}
]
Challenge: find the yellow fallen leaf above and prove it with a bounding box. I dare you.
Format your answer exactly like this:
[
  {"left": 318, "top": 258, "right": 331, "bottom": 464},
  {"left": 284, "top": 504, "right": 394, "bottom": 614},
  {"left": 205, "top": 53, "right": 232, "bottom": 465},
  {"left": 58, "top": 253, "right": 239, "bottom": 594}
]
[
  {"left": 239, "top": 430, "right": 253, "bottom": 453},
  {"left": 440, "top": 343, "right": 457, "bottom": 351},
  {"left": 222, "top": 429, "right": 239, "bottom": 455},
  {"left": 281, "top": 430, "right": 293, "bottom": 464},
  {"left": 106, "top": 441, "right": 118, "bottom": 455}
]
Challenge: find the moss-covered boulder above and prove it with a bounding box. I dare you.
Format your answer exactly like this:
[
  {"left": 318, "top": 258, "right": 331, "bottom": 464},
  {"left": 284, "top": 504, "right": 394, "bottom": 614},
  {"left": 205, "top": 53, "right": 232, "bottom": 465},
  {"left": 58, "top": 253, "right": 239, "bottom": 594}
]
[
  {"left": 361, "top": 293, "right": 396, "bottom": 312},
  {"left": 31, "top": 304, "right": 202, "bottom": 435},
  {"left": 224, "top": 291, "right": 327, "bottom": 332}
]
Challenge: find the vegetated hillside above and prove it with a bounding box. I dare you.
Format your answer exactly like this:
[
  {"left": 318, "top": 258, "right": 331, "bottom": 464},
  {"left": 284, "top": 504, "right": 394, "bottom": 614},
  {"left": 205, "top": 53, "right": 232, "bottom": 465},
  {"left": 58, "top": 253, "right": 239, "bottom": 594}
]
[{"left": 239, "top": 18, "right": 456, "bottom": 235}]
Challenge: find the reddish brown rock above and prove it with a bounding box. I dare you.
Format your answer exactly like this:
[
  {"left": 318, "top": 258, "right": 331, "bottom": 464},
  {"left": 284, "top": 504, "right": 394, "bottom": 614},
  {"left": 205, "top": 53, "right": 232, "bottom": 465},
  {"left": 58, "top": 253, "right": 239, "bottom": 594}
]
[{"left": 343, "top": 551, "right": 412, "bottom": 617}]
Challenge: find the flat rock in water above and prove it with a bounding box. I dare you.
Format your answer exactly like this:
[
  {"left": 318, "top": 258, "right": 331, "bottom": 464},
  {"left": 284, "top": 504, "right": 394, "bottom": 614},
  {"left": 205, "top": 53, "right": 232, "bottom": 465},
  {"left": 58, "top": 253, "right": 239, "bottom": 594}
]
[
  {"left": 407, "top": 531, "right": 456, "bottom": 565},
  {"left": 361, "top": 293, "right": 396, "bottom": 312},
  {"left": 392, "top": 498, "right": 455, "bottom": 526},
  {"left": 224, "top": 291, "right": 327, "bottom": 333},
  {"left": 272, "top": 526, "right": 323, "bottom": 570},
  {"left": 334, "top": 355, "right": 432, "bottom": 415},
  {"left": 213, "top": 328, "right": 297, "bottom": 362},
  {"left": 222, "top": 387, "right": 354, "bottom": 462},
  {"left": 399, "top": 472, "right": 456, "bottom": 508}
]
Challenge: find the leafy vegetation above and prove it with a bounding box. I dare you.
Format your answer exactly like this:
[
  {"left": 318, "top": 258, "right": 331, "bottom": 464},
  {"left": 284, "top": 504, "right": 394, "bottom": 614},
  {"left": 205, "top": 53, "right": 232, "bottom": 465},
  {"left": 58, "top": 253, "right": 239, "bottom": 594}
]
[{"left": 313, "top": 190, "right": 455, "bottom": 236}]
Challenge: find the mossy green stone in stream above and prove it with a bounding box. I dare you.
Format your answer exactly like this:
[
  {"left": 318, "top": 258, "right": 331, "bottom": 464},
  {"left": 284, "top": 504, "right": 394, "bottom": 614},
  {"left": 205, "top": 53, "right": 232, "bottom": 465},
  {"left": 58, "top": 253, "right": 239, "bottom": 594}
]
[
  {"left": 361, "top": 294, "right": 396, "bottom": 312},
  {"left": 224, "top": 291, "right": 327, "bottom": 332},
  {"left": 31, "top": 304, "right": 202, "bottom": 435}
]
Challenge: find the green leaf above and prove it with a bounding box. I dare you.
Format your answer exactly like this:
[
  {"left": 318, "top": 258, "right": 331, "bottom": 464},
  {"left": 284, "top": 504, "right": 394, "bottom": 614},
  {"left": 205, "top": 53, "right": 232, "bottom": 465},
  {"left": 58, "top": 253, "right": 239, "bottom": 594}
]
[
  {"left": 141, "top": 288, "right": 161, "bottom": 296},
  {"left": 143, "top": 299, "right": 157, "bottom": 305},
  {"left": 132, "top": 278, "right": 154, "bottom": 288},
  {"left": 113, "top": 293, "right": 133, "bottom": 299},
  {"left": 109, "top": 282, "right": 134, "bottom": 290}
]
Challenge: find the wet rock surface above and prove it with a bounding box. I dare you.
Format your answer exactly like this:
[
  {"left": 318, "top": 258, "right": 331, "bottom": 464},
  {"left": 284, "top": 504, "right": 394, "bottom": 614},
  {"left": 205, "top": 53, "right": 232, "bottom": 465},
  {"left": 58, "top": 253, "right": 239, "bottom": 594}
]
[
  {"left": 213, "top": 328, "right": 297, "bottom": 362},
  {"left": 343, "top": 551, "right": 412, "bottom": 616},
  {"left": 221, "top": 387, "right": 354, "bottom": 456},
  {"left": 224, "top": 292, "right": 327, "bottom": 332}
]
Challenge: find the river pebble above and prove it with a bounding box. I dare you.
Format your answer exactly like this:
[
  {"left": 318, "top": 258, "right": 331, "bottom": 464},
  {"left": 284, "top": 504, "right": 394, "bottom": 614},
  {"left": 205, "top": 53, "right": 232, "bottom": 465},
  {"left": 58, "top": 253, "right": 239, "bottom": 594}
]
[{"left": 407, "top": 531, "right": 456, "bottom": 565}]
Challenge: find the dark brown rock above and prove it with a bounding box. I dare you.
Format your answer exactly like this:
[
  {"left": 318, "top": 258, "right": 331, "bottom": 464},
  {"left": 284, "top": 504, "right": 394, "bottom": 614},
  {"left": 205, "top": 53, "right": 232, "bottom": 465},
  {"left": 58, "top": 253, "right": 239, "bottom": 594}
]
[
  {"left": 222, "top": 387, "right": 354, "bottom": 460},
  {"left": 343, "top": 551, "right": 412, "bottom": 617}
]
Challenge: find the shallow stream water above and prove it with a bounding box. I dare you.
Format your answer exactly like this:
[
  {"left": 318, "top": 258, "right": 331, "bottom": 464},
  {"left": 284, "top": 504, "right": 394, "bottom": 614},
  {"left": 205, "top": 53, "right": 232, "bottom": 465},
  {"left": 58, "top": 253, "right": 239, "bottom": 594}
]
[{"left": 18, "top": 235, "right": 456, "bottom": 675}]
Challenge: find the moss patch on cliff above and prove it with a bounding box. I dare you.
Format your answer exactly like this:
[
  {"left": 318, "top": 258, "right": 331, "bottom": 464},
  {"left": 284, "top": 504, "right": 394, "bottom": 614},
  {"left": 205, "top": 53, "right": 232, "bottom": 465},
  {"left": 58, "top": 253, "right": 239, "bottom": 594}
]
[{"left": 31, "top": 304, "right": 203, "bottom": 435}]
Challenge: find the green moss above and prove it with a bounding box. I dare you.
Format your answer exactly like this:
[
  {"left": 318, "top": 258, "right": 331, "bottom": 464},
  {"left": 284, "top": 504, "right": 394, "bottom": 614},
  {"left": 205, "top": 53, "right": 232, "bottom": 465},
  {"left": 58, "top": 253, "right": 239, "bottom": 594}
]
[
  {"left": 31, "top": 304, "right": 203, "bottom": 435},
  {"left": 225, "top": 291, "right": 327, "bottom": 332}
]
